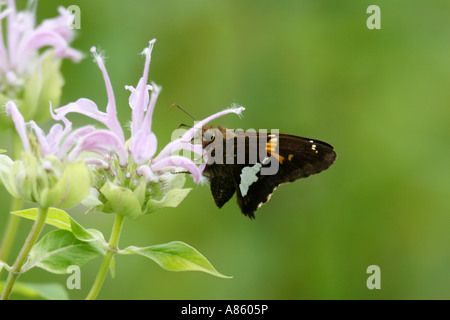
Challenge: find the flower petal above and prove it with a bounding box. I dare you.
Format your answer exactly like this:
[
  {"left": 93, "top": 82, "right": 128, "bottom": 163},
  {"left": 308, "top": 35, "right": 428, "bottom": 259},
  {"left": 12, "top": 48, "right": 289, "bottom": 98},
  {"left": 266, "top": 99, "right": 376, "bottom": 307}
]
[
  {"left": 5, "top": 100, "right": 30, "bottom": 152},
  {"left": 129, "top": 129, "right": 157, "bottom": 165},
  {"left": 53, "top": 98, "right": 108, "bottom": 126},
  {"left": 90, "top": 46, "right": 124, "bottom": 143},
  {"left": 57, "top": 125, "right": 96, "bottom": 159},
  {"left": 182, "top": 105, "right": 245, "bottom": 142},
  {"left": 151, "top": 155, "right": 204, "bottom": 183},
  {"left": 28, "top": 120, "right": 59, "bottom": 155},
  {"left": 68, "top": 130, "right": 127, "bottom": 166},
  {"left": 154, "top": 139, "right": 204, "bottom": 164},
  {"left": 20, "top": 29, "right": 82, "bottom": 62},
  {"left": 129, "top": 40, "right": 156, "bottom": 133},
  {"left": 154, "top": 106, "right": 244, "bottom": 163}
]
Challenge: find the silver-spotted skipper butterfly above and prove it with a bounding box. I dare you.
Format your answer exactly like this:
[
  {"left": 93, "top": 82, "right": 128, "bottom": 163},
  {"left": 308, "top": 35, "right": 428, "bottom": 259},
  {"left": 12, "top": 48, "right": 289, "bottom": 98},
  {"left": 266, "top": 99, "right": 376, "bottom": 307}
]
[{"left": 200, "top": 125, "right": 337, "bottom": 219}]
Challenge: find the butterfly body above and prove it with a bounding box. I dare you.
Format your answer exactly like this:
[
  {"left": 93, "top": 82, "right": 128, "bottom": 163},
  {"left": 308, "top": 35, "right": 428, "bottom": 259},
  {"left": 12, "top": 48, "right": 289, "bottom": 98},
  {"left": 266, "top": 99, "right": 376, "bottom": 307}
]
[{"left": 201, "top": 126, "right": 337, "bottom": 218}]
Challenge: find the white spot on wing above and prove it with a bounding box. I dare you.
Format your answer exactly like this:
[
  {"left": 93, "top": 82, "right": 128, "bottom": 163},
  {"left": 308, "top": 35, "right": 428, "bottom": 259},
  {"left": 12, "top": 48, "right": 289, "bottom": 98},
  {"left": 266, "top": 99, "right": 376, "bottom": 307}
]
[{"left": 239, "top": 163, "right": 262, "bottom": 197}]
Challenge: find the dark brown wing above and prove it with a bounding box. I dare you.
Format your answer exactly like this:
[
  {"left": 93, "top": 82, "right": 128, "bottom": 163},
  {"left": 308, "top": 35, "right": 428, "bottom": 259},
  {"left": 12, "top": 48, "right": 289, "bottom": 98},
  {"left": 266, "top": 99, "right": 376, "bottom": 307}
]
[
  {"left": 273, "top": 134, "right": 337, "bottom": 181},
  {"left": 203, "top": 163, "right": 236, "bottom": 208},
  {"left": 233, "top": 134, "right": 336, "bottom": 218},
  {"left": 203, "top": 128, "right": 337, "bottom": 218}
]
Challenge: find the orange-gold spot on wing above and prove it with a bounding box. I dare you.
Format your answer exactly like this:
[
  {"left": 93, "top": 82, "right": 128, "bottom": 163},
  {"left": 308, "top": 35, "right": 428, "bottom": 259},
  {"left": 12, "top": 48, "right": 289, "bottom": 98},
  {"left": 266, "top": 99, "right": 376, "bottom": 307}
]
[{"left": 266, "top": 140, "right": 285, "bottom": 164}]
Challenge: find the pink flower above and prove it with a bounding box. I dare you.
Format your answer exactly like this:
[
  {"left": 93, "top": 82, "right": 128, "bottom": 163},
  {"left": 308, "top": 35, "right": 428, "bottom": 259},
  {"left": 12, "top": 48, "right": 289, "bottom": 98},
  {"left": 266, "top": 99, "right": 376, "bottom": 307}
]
[
  {"left": 0, "top": 0, "right": 82, "bottom": 94},
  {"left": 53, "top": 39, "right": 244, "bottom": 183},
  {"left": 6, "top": 100, "right": 95, "bottom": 160}
]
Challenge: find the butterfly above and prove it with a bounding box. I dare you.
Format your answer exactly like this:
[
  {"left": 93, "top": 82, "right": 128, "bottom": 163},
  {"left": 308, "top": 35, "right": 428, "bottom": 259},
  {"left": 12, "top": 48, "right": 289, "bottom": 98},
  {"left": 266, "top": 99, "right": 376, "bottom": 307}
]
[{"left": 201, "top": 125, "right": 337, "bottom": 218}]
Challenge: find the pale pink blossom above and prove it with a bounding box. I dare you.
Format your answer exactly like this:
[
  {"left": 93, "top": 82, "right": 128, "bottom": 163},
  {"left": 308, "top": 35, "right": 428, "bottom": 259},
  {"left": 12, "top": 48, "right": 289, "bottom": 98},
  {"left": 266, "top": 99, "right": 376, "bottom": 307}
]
[
  {"left": 53, "top": 39, "right": 244, "bottom": 183},
  {"left": 0, "top": 0, "right": 82, "bottom": 94}
]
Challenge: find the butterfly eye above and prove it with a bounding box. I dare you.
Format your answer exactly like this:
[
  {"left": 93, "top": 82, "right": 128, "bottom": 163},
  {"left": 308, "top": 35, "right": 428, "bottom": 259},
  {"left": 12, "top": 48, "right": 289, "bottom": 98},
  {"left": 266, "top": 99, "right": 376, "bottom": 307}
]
[{"left": 203, "top": 129, "right": 215, "bottom": 142}]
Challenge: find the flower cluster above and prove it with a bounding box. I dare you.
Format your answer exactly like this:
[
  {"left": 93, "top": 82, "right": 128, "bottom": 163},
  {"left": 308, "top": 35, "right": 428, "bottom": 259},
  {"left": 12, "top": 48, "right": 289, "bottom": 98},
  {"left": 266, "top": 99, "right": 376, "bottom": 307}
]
[
  {"left": 2, "top": 38, "right": 244, "bottom": 218},
  {"left": 0, "top": 100, "right": 92, "bottom": 208},
  {"left": 0, "top": 1, "right": 242, "bottom": 301},
  {"left": 0, "top": 0, "right": 82, "bottom": 128},
  {"left": 52, "top": 39, "right": 244, "bottom": 219}
]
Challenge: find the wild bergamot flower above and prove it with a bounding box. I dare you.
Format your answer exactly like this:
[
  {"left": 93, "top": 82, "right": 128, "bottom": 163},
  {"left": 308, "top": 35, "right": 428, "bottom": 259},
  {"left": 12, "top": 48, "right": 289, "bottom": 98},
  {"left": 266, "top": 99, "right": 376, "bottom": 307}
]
[
  {"left": 52, "top": 39, "right": 245, "bottom": 219},
  {"left": 0, "top": 100, "right": 94, "bottom": 208},
  {"left": 0, "top": 0, "right": 82, "bottom": 128}
]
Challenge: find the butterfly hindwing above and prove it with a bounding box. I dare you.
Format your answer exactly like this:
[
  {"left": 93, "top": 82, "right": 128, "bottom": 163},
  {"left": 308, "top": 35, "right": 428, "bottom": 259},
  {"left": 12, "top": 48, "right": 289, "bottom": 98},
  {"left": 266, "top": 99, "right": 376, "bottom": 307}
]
[
  {"left": 206, "top": 163, "right": 236, "bottom": 208},
  {"left": 231, "top": 135, "right": 336, "bottom": 218}
]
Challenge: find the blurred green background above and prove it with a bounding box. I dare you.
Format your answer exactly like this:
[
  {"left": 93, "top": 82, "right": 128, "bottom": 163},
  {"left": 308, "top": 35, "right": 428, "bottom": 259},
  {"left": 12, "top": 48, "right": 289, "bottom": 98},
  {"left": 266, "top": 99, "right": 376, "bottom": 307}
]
[{"left": 1, "top": 0, "right": 449, "bottom": 299}]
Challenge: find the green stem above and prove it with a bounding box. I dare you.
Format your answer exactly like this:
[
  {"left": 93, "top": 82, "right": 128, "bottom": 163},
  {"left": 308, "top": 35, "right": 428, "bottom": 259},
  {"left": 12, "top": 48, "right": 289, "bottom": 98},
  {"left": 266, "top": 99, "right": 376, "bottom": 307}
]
[
  {"left": 85, "top": 214, "right": 125, "bottom": 300},
  {"left": 0, "top": 206, "right": 49, "bottom": 300},
  {"left": 0, "top": 198, "right": 22, "bottom": 264},
  {"left": 0, "top": 132, "right": 24, "bottom": 277}
]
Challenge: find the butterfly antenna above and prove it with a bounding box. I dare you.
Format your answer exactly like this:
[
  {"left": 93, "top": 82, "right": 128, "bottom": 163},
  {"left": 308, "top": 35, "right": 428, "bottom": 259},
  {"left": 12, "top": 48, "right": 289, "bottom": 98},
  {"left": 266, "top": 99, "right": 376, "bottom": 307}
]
[
  {"left": 171, "top": 104, "right": 196, "bottom": 121},
  {"left": 176, "top": 123, "right": 192, "bottom": 129}
]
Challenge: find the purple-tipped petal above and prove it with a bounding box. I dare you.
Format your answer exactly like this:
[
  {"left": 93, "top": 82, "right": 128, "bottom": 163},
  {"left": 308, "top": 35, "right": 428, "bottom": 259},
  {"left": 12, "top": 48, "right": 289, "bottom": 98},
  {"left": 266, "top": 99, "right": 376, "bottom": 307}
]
[
  {"left": 136, "top": 165, "right": 156, "bottom": 182},
  {"left": 129, "top": 130, "right": 157, "bottom": 165},
  {"left": 153, "top": 106, "right": 244, "bottom": 163},
  {"left": 20, "top": 29, "right": 81, "bottom": 63},
  {"left": 151, "top": 156, "right": 204, "bottom": 183},
  {"left": 28, "top": 120, "right": 60, "bottom": 155},
  {"left": 53, "top": 46, "right": 83, "bottom": 62},
  {"left": 154, "top": 139, "right": 204, "bottom": 163},
  {"left": 83, "top": 158, "right": 110, "bottom": 168},
  {"left": 181, "top": 106, "right": 245, "bottom": 142},
  {"left": 90, "top": 46, "right": 124, "bottom": 143},
  {"left": 68, "top": 130, "right": 128, "bottom": 165},
  {"left": 140, "top": 82, "right": 160, "bottom": 134},
  {"left": 40, "top": 7, "right": 76, "bottom": 41},
  {"left": 130, "top": 40, "right": 155, "bottom": 133},
  {"left": 3, "top": 1, "right": 82, "bottom": 74},
  {"left": 127, "top": 78, "right": 149, "bottom": 132},
  {"left": 53, "top": 98, "right": 108, "bottom": 124},
  {"left": 57, "top": 125, "right": 96, "bottom": 158},
  {"left": 6, "top": 101, "right": 30, "bottom": 152}
]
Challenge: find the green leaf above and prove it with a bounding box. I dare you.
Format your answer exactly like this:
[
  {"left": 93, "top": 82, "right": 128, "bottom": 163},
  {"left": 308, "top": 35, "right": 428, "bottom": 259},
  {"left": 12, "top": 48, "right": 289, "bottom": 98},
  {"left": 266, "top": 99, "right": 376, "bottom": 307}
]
[
  {"left": 100, "top": 180, "right": 143, "bottom": 220},
  {"left": 0, "top": 281, "right": 69, "bottom": 300},
  {"left": 12, "top": 207, "right": 105, "bottom": 243},
  {"left": 122, "top": 241, "right": 231, "bottom": 278},
  {"left": 24, "top": 229, "right": 106, "bottom": 274},
  {"left": 143, "top": 188, "right": 192, "bottom": 215}
]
